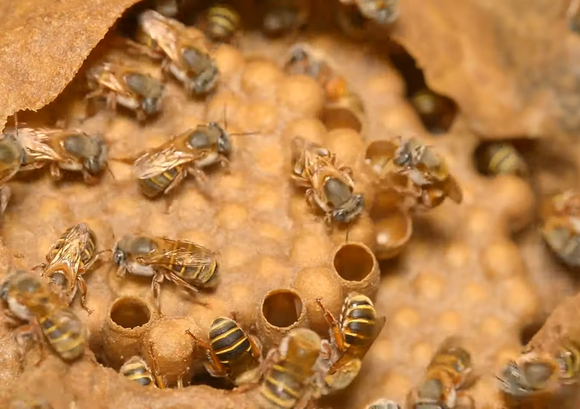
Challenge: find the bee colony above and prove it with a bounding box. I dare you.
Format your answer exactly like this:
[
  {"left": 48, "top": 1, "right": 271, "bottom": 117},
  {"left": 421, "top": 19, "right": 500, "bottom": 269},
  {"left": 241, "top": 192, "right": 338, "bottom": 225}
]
[{"left": 2, "top": 0, "right": 580, "bottom": 408}]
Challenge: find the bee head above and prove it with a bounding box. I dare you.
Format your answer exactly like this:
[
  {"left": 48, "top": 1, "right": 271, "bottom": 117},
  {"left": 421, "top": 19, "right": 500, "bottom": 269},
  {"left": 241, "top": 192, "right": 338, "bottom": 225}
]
[
  {"left": 210, "top": 122, "right": 232, "bottom": 156},
  {"left": 141, "top": 96, "right": 162, "bottom": 116},
  {"left": 0, "top": 279, "right": 10, "bottom": 302},
  {"left": 113, "top": 244, "right": 126, "bottom": 266},
  {"left": 498, "top": 360, "right": 554, "bottom": 398},
  {"left": 332, "top": 194, "right": 365, "bottom": 223}
]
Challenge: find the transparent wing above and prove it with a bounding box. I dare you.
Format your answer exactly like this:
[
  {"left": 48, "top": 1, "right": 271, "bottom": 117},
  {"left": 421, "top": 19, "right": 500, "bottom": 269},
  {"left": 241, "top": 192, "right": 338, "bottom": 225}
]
[
  {"left": 133, "top": 144, "right": 199, "bottom": 179},
  {"left": 14, "top": 127, "right": 63, "bottom": 163},
  {"left": 137, "top": 245, "right": 215, "bottom": 268}
]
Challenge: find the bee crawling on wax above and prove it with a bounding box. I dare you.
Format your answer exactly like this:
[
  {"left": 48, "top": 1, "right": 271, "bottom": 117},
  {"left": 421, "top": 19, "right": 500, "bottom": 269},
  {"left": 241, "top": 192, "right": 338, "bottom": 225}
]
[
  {"left": 112, "top": 235, "right": 218, "bottom": 312},
  {"left": 0, "top": 132, "right": 26, "bottom": 215},
  {"left": 33, "top": 222, "right": 109, "bottom": 315},
  {"left": 498, "top": 339, "right": 580, "bottom": 399},
  {"left": 5, "top": 124, "right": 109, "bottom": 184},
  {"left": 290, "top": 136, "right": 366, "bottom": 228},
  {"left": 256, "top": 328, "right": 325, "bottom": 409},
  {"left": 200, "top": 4, "right": 242, "bottom": 44},
  {"left": 315, "top": 293, "right": 386, "bottom": 393},
  {"left": 134, "top": 9, "right": 219, "bottom": 96},
  {"left": 85, "top": 60, "right": 167, "bottom": 122},
  {"left": 0, "top": 270, "right": 86, "bottom": 363},
  {"left": 185, "top": 314, "right": 262, "bottom": 387},
  {"left": 406, "top": 337, "right": 475, "bottom": 409}
]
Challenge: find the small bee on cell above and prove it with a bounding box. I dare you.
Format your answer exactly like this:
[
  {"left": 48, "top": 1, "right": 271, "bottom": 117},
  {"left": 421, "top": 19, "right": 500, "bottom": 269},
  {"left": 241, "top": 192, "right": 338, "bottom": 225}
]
[
  {"left": 200, "top": 4, "right": 242, "bottom": 44},
  {"left": 0, "top": 132, "right": 26, "bottom": 215},
  {"left": 541, "top": 189, "right": 580, "bottom": 267},
  {"left": 474, "top": 141, "right": 529, "bottom": 178},
  {"left": 113, "top": 234, "right": 218, "bottom": 312}
]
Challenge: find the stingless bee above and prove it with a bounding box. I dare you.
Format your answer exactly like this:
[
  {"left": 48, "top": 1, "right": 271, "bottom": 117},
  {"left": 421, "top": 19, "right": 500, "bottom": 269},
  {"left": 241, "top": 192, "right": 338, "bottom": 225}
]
[
  {"left": 290, "top": 136, "right": 366, "bottom": 227},
  {"left": 34, "top": 222, "right": 107, "bottom": 314},
  {"left": 410, "top": 89, "right": 457, "bottom": 134},
  {"left": 126, "top": 122, "right": 231, "bottom": 199},
  {"left": 315, "top": 293, "right": 386, "bottom": 392},
  {"left": 406, "top": 338, "right": 475, "bottom": 409},
  {"left": 257, "top": 328, "right": 323, "bottom": 409},
  {"left": 498, "top": 339, "right": 580, "bottom": 398},
  {"left": 202, "top": 4, "right": 241, "bottom": 43},
  {"left": 135, "top": 9, "right": 219, "bottom": 96},
  {"left": 7, "top": 125, "right": 108, "bottom": 184},
  {"left": 186, "top": 315, "right": 262, "bottom": 387},
  {"left": 365, "top": 399, "right": 401, "bottom": 409},
  {"left": 261, "top": 0, "right": 310, "bottom": 37},
  {"left": 0, "top": 133, "right": 26, "bottom": 215},
  {"left": 284, "top": 43, "right": 349, "bottom": 104},
  {"left": 541, "top": 190, "right": 580, "bottom": 267},
  {"left": 475, "top": 142, "right": 529, "bottom": 178},
  {"left": 113, "top": 235, "right": 218, "bottom": 312},
  {"left": 85, "top": 60, "right": 167, "bottom": 121},
  {"left": 340, "top": 0, "right": 400, "bottom": 25},
  {"left": 120, "top": 356, "right": 159, "bottom": 387},
  {"left": 1, "top": 270, "right": 86, "bottom": 362}
]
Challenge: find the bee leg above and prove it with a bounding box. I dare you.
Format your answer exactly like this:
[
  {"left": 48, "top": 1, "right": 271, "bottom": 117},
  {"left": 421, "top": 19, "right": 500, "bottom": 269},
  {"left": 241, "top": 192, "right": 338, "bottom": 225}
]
[
  {"left": 248, "top": 333, "right": 262, "bottom": 360},
  {"left": 290, "top": 173, "right": 312, "bottom": 188},
  {"left": 339, "top": 165, "right": 354, "bottom": 180},
  {"left": 136, "top": 109, "right": 148, "bottom": 123},
  {"left": 151, "top": 272, "right": 165, "bottom": 314},
  {"left": 81, "top": 169, "right": 99, "bottom": 185},
  {"left": 187, "top": 166, "right": 209, "bottom": 191},
  {"left": 76, "top": 277, "right": 93, "bottom": 315},
  {"left": 315, "top": 298, "right": 346, "bottom": 352},
  {"left": 232, "top": 380, "right": 260, "bottom": 394},
  {"left": 218, "top": 155, "right": 230, "bottom": 173},
  {"left": 13, "top": 323, "right": 39, "bottom": 365},
  {"left": 0, "top": 185, "right": 11, "bottom": 216},
  {"left": 49, "top": 163, "right": 63, "bottom": 182},
  {"left": 184, "top": 328, "right": 227, "bottom": 377},
  {"left": 31, "top": 262, "right": 48, "bottom": 274},
  {"left": 305, "top": 188, "right": 319, "bottom": 210},
  {"left": 105, "top": 93, "right": 118, "bottom": 120}
]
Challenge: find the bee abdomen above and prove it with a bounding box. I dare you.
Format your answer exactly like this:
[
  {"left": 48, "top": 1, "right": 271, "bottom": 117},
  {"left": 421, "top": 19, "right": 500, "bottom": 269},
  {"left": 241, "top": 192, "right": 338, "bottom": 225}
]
[
  {"left": 342, "top": 300, "right": 377, "bottom": 347},
  {"left": 178, "top": 262, "right": 217, "bottom": 286},
  {"left": 39, "top": 311, "right": 85, "bottom": 360},
  {"left": 139, "top": 167, "right": 180, "bottom": 197},
  {"left": 260, "top": 364, "right": 302, "bottom": 409},
  {"left": 209, "top": 318, "right": 251, "bottom": 363},
  {"left": 207, "top": 5, "right": 240, "bottom": 40},
  {"left": 120, "top": 363, "right": 155, "bottom": 386}
]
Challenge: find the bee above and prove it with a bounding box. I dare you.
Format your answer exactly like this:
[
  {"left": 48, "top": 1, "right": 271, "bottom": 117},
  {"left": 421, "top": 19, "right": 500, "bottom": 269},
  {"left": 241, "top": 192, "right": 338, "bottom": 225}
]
[
  {"left": 315, "top": 293, "right": 386, "bottom": 392},
  {"left": 258, "top": 328, "right": 323, "bottom": 409},
  {"left": 153, "top": 0, "right": 180, "bottom": 18},
  {"left": 113, "top": 235, "right": 218, "bottom": 312},
  {"left": 85, "top": 60, "right": 166, "bottom": 121},
  {"left": 127, "top": 122, "right": 231, "bottom": 198},
  {"left": 120, "top": 356, "right": 157, "bottom": 387},
  {"left": 410, "top": 89, "right": 456, "bottom": 134},
  {"left": 290, "top": 136, "right": 365, "bottom": 227},
  {"left": 186, "top": 315, "right": 262, "bottom": 386},
  {"left": 407, "top": 338, "right": 475, "bottom": 409},
  {"left": 1, "top": 270, "right": 86, "bottom": 362},
  {"left": 7, "top": 125, "right": 108, "bottom": 184},
  {"left": 475, "top": 142, "right": 529, "bottom": 178},
  {"left": 541, "top": 190, "right": 580, "bottom": 267},
  {"left": 0, "top": 133, "right": 26, "bottom": 215},
  {"left": 202, "top": 4, "right": 241, "bottom": 43},
  {"left": 391, "top": 136, "right": 463, "bottom": 209},
  {"left": 365, "top": 399, "right": 401, "bottom": 409},
  {"left": 498, "top": 340, "right": 580, "bottom": 398},
  {"left": 136, "top": 10, "right": 218, "bottom": 96},
  {"left": 34, "top": 222, "right": 106, "bottom": 314},
  {"left": 262, "top": 0, "right": 310, "bottom": 37},
  {"left": 284, "top": 43, "right": 349, "bottom": 104},
  {"left": 342, "top": 0, "right": 400, "bottom": 25}
]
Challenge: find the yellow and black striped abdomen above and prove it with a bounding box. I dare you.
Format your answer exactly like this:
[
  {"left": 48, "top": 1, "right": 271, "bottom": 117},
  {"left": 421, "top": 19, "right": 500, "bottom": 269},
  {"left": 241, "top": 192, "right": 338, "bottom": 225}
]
[
  {"left": 139, "top": 166, "right": 182, "bottom": 198},
  {"left": 120, "top": 358, "right": 155, "bottom": 387},
  {"left": 557, "top": 340, "right": 580, "bottom": 381},
  {"left": 80, "top": 229, "right": 97, "bottom": 266},
  {"left": 260, "top": 362, "right": 304, "bottom": 409},
  {"left": 207, "top": 5, "right": 240, "bottom": 41},
  {"left": 209, "top": 317, "right": 251, "bottom": 365},
  {"left": 38, "top": 309, "right": 85, "bottom": 361},
  {"left": 341, "top": 297, "right": 377, "bottom": 349},
  {"left": 170, "top": 242, "right": 217, "bottom": 287}
]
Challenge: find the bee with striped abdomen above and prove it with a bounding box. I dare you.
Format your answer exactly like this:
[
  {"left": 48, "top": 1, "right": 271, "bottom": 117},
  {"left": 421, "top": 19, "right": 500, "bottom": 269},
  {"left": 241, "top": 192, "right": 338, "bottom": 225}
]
[
  {"left": 7, "top": 125, "right": 108, "bottom": 184},
  {"left": 407, "top": 337, "right": 475, "bottom": 409},
  {"left": 1, "top": 270, "right": 86, "bottom": 362},
  {"left": 127, "top": 122, "right": 231, "bottom": 199},
  {"left": 0, "top": 133, "right": 25, "bottom": 215},
  {"left": 202, "top": 4, "right": 241, "bottom": 43},
  {"left": 541, "top": 190, "right": 580, "bottom": 267},
  {"left": 257, "top": 328, "right": 323, "bottom": 409},
  {"left": 410, "top": 89, "right": 456, "bottom": 134},
  {"left": 291, "top": 136, "right": 365, "bottom": 228},
  {"left": 186, "top": 315, "right": 262, "bottom": 386},
  {"left": 85, "top": 60, "right": 166, "bottom": 121},
  {"left": 120, "top": 356, "right": 157, "bottom": 387},
  {"left": 135, "top": 10, "right": 218, "bottom": 96},
  {"left": 34, "top": 222, "right": 107, "bottom": 314},
  {"left": 113, "top": 235, "right": 218, "bottom": 312},
  {"left": 475, "top": 142, "right": 529, "bottom": 178},
  {"left": 315, "top": 293, "right": 386, "bottom": 393},
  {"left": 498, "top": 339, "right": 580, "bottom": 398}
]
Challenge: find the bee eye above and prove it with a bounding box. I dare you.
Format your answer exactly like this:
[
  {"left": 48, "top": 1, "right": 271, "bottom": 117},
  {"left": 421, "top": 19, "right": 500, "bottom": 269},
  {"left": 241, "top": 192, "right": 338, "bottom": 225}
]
[{"left": 113, "top": 251, "right": 125, "bottom": 265}]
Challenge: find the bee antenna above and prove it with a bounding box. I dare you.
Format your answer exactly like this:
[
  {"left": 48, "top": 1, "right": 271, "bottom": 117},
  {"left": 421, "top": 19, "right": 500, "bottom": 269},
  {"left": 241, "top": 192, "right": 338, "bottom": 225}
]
[
  {"left": 223, "top": 104, "right": 228, "bottom": 130},
  {"left": 345, "top": 221, "right": 352, "bottom": 243},
  {"left": 230, "top": 131, "right": 259, "bottom": 137},
  {"left": 13, "top": 112, "right": 19, "bottom": 139},
  {"left": 105, "top": 162, "right": 116, "bottom": 180}
]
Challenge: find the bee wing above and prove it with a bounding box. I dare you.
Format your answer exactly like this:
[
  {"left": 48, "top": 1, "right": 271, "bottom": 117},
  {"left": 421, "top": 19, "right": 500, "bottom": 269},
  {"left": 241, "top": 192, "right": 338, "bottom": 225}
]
[
  {"left": 137, "top": 246, "right": 215, "bottom": 268},
  {"left": 89, "top": 63, "right": 134, "bottom": 97},
  {"left": 443, "top": 175, "right": 463, "bottom": 204},
  {"left": 15, "top": 128, "right": 64, "bottom": 163},
  {"left": 133, "top": 145, "right": 199, "bottom": 179}
]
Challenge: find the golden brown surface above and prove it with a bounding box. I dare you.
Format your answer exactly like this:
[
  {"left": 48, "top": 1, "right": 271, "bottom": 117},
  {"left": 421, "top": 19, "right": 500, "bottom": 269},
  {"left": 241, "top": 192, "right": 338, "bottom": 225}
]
[{"left": 1, "top": 1, "right": 580, "bottom": 409}]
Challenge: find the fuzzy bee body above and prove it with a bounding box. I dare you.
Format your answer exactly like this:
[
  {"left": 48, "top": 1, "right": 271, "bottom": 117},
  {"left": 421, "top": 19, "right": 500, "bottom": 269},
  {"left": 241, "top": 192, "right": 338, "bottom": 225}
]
[
  {"left": 206, "top": 5, "right": 241, "bottom": 42},
  {"left": 38, "top": 308, "right": 85, "bottom": 361},
  {"left": 120, "top": 356, "right": 157, "bottom": 387}
]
